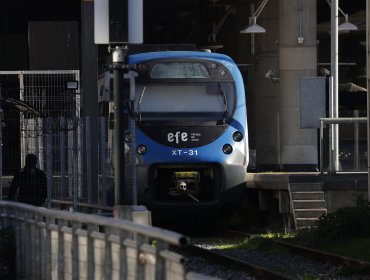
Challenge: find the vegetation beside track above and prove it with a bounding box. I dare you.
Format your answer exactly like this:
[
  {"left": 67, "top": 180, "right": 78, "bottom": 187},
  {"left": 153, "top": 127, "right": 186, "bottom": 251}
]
[
  {"left": 199, "top": 194, "right": 370, "bottom": 278},
  {"left": 220, "top": 193, "right": 370, "bottom": 262},
  {"left": 291, "top": 194, "right": 370, "bottom": 262}
]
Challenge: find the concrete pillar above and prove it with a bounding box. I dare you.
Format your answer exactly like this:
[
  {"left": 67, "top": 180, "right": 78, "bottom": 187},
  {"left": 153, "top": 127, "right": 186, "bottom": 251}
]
[
  {"left": 81, "top": 0, "right": 99, "bottom": 204},
  {"left": 367, "top": 0, "right": 370, "bottom": 201},
  {"left": 252, "top": 0, "right": 281, "bottom": 169},
  {"left": 279, "top": 0, "right": 317, "bottom": 170}
]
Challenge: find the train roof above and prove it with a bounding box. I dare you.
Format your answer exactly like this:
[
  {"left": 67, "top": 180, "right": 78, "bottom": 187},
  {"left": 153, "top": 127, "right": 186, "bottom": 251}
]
[{"left": 128, "top": 51, "right": 236, "bottom": 65}]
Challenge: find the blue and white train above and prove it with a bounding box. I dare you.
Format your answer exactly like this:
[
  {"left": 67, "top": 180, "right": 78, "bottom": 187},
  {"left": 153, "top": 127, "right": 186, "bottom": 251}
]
[{"left": 127, "top": 51, "right": 249, "bottom": 216}]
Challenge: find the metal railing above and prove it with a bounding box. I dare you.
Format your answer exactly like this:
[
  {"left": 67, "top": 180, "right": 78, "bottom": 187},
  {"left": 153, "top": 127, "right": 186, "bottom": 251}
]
[
  {"left": 0, "top": 201, "right": 215, "bottom": 280},
  {"left": 319, "top": 117, "right": 367, "bottom": 173}
]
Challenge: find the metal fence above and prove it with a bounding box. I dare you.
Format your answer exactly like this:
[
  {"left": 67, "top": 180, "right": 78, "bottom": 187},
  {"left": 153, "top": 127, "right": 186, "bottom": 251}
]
[
  {"left": 0, "top": 71, "right": 91, "bottom": 208},
  {"left": 0, "top": 71, "right": 216, "bottom": 280},
  {"left": 0, "top": 201, "right": 213, "bottom": 280},
  {"left": 319, "top": 113, "right": 368, "bottom": 173},
  {"left": 0, "top": 70, "right": 138, "bottom": 212}
]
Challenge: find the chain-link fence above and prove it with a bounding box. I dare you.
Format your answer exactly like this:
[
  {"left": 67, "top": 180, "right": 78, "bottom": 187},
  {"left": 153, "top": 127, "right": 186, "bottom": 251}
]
[{"left": 0, "top": 71, "right": 117, "bottom": 211}]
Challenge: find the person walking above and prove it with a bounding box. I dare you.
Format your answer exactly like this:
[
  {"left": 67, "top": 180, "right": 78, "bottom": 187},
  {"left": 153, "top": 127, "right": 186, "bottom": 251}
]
[{"left": 8, "top": 154, "right": 47, "bottom": 206}]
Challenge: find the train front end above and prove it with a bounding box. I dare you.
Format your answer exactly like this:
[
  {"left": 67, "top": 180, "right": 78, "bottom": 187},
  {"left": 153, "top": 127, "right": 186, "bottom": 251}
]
[{"left": 129, "top": 51, "right": 248, "bottom": 213}]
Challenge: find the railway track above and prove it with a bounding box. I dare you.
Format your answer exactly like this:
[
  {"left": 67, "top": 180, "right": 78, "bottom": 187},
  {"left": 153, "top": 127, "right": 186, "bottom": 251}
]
[
  {"left": 181, "top": 244, "right": 295, "bottom": 280},
  {"left": 224, "top": 229, "right": 370, "bottom": 272},
  {"left": 270, "top": 238, "right": 370, "bottom": 271},
  {"left": 172, "top": 229, "right": 370, "bottom": 279}
]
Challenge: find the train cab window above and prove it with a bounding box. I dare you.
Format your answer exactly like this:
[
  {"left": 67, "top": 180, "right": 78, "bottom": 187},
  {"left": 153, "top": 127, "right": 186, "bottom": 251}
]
[
  {"left": 135, "top": 83, "right": 235, "bottom": 123},
  {"left": 150, "top": 63, "right": 210, "bottom": 79}
]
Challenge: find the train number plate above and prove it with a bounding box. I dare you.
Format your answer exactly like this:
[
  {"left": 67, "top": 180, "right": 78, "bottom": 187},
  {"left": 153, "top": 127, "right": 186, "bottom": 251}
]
[{"left": 171, "top": 149, "right": 198, "bottom": 156}]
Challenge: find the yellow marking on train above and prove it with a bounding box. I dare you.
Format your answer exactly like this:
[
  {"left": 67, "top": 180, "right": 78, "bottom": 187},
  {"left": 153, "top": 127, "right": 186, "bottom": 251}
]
[{"left": 174, "top": 171, "right": 199, "bottom": 178}]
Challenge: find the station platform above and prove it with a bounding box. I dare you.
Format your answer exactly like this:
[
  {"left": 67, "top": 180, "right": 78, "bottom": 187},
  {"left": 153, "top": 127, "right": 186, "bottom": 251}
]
[
  {"left": 246, "top": 172, "right": 368, "bottom": 228},
  {"left": 247, "top": 172, "right": 367, "bottom": 191}
]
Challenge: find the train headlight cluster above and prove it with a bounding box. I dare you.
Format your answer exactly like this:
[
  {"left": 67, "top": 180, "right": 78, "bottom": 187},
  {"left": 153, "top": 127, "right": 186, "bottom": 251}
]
[
  {"left": 232, "top": 131, "right": 243, "bottom": 142},
  {"left": 222, "top": 144, "right": 233, "bottom": 154},
  {"left": 136, "top": 145, "right": 147, "bottom": 155},
  {"left": 219, "top": 70, "right": 226, "bottom": 77},
  {"left": 210, "top": 62, "right": 218, "bottom": 70}
]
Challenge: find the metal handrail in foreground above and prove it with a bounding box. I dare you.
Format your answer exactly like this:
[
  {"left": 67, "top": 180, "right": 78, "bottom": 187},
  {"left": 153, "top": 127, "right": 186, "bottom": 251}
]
[
  {"left": 319, "top": 117, "right": 367, "bottom": 173},
  {"left": 0, "top": 201, "right": 214, "bottom": 280}
]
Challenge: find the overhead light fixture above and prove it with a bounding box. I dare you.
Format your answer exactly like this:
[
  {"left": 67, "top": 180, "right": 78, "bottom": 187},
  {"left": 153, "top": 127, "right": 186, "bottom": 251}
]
[
  {"left": 240, "top": 0, "right": 269, "bottom": 34},
  {"left": 240, "top": 17, "right": 266, "bottom": 34},
  {"left": 326, "top": 0, "right": 358, "bottom": 32},
  {"left": 338, "top": 14, "right": 358, "bottom": 31}
]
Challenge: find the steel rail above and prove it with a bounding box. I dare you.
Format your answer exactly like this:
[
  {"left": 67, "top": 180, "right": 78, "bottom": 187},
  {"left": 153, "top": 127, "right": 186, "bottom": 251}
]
[
  {"left": 270, "top": 239, "right": 370, "bottom": 271},
  {"left": 180, "top": 244, "right": 295, "bottom": 280},
  {"left": 224, "top": 229, "right": 370, "bottom": 272}
]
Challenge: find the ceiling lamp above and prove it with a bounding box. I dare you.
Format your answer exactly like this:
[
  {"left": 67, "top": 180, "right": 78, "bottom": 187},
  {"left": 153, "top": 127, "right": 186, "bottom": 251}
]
[
  {"left": 338, "top": 14, "right": 358, "bottom": 31},
  {"left": 326, "top": 0, "right": 358, "bottom": 32},
  {"left": 240, "top": 0, "right": 269, "bottom": 34}
]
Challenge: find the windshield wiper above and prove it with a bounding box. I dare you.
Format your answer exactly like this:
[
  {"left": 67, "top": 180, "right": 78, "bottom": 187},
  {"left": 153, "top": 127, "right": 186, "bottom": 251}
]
[
  {"left": 136, "top": 86, "right": 146, "bottom": 122},
  {"left": 218, "top": 83, "right": 228, "bottom": 124}
]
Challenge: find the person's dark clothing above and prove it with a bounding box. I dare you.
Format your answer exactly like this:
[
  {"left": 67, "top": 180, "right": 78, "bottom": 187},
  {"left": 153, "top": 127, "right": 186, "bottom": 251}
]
[{"left": 8, "top": 166, "right": 47, "bottom": 206}]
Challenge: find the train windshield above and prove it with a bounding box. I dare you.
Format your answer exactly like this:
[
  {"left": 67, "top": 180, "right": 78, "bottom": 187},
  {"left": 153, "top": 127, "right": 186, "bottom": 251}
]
[
  {"left": 150, "top": 62, "right": 210, "bottom": 79},
  {"left": 135, "top": 82, "right": 235, "bottom": 124}
]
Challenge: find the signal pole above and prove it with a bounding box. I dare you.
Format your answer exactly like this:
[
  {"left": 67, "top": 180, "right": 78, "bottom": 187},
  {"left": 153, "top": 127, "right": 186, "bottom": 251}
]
[
  {"left": 112, "top": 45, "right": 129, "bottom": 205},
  {"left": 94, "top": 0, "right": 150, "bottom": 224}
]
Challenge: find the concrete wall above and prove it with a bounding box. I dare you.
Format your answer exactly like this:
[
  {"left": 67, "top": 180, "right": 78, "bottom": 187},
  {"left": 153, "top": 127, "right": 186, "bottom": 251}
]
[
  {"left": 325, "top": 190, "right": 367, "bottom": 213},
  {"left": 253, "top": 0, "right": 281, "bottom": 169},
  {"left": 324, "top": 177, "right": 368, "bottom": 212},
  {"left": 279, "top": 0, "right": 318, "bottom": 170},
  {"left": 242, "top": 0, "right": 318, "bottom": 171}
]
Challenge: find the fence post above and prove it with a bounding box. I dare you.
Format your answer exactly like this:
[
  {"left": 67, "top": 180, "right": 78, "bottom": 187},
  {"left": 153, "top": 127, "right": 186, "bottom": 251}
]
[
  {"left": 35, "top": 117, "right": 41, "bottom": 170},
  {"left": 73, "top": 117, "right": 79, "bottom": 212},
  {"left": 320, "top": 120, "right": 324, "bottom": 173},
  {"left": 44, "top": 217, "right": 52, "bottom": 280},
  {"left": 46, "top": 118, "right": 53, "bottom": 209},
  {"left": 354, "top": 110, "right": 360, "bottom": 171},
  {"left": 86, "top": 116, "right": 92, "bottom": 204},
  {"left": 60, "top": 117, "right": 66, "bottom": 201},
  {"left": 100, "top": 117, "right": 107, "bottom": 207}
]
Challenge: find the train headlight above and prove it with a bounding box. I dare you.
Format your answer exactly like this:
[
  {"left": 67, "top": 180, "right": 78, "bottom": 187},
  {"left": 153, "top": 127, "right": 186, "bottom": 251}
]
[
  {"left": 136, "top": 145, "right": 147, "bottom": 155},
  {"left": 219, "top": 70, "right": 226, "bottom": 77},
  {"left": 222, "top": 144, "right": 233, "bottom": 154},
  {"left": 210, "top": 63, "right": 218, "bottom": 70},
  {"left": 232, "top": 131, "right": 243, "bottom": 142}
]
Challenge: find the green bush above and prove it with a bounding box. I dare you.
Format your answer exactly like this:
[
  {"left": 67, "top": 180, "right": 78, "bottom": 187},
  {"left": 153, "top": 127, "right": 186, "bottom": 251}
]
[{"left": 298, "top": 194, "right": 370, "bottom": 247}]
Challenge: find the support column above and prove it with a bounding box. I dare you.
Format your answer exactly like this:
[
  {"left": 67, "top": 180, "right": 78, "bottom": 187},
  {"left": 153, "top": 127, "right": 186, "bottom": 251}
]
[
  {"left": 253, "top": 0, "right": 281, "bottom": 170},
  {"left": 81, "top": 0, "right": 99, "bottom": 204},
  {"left": 279, "top": 0, "right": 318, "bottom": 170},
  {"left": 366, "top": 0, "right": 370, "bottom": 201}
]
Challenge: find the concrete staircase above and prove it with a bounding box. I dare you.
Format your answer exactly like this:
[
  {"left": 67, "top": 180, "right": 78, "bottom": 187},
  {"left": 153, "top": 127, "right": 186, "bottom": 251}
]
[{"left": 289, "top": 183, "right": 327, "bottom": 229}]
